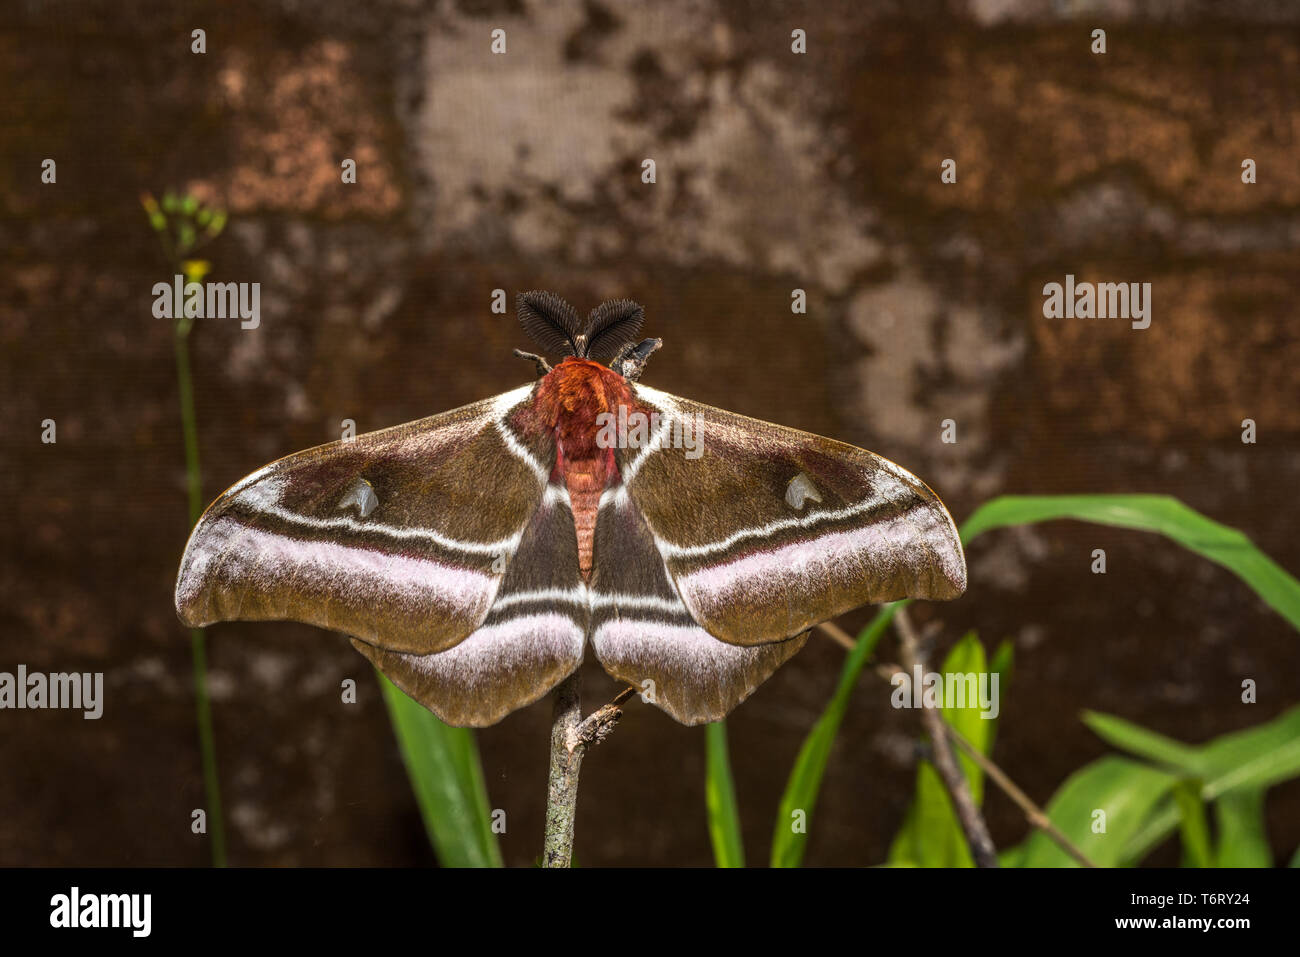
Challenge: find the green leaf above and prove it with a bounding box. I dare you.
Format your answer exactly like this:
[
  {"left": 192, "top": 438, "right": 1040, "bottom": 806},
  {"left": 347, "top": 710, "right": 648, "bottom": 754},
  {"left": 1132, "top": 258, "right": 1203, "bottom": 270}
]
[
  {"left": 1173, "top": 780, "right": 1213, "bottom": 868},
  {"left": 1019, "top": 757, "right": 1180, "bottom": 867},
  {"left": 1082, "top": 711, "right": 1204, "bottom": 771},
  {"left": 999, "top": 842, "right": 1028, "bottom": 868},
  {"left": 887, "top": 633, "right": 1011, "bottom": 867},
  {"left": 705, "top": 722, "right": 745, "bottom": 867},
  {"left": 1095, "top": 707, "right": 1300, "bottom": 864},
  {"left": 779, "top": 493, "right": 1300, "bottom": 866},
  {"left": 1118, "top": 798, "right": 1179, "bottom": 865},
  {"left": 378, "top": 673, "right": 502, "bottom": 867},
  {"left": 1087, "top": 705, "right": 1300, "bottom": 798},
  {"left": 1215, "top": 789, "right": 1271, "bottom": 867},
  {"left": 960, "top": 495, "right": 1300, "bottom": 633},
  {"left": 770, "top": 604, "right": 899, "bottom": 867},
  {"left": 1197, "top": 707, "right": 1300, "bottom": 798}
]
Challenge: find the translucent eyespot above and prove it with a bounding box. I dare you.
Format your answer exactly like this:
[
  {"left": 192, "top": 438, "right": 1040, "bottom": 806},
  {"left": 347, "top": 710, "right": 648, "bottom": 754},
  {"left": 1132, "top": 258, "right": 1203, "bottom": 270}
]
[
  {"left": 785, "top": 472, "right": 822, "bottom": 510},
  {"left": 339, "top": 478, "right": 379, "bottom": 518}
]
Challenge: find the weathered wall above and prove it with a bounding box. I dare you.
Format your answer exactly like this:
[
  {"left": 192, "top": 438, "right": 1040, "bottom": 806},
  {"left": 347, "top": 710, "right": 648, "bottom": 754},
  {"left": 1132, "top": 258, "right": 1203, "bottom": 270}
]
[{"left": 1, "top": 0, "right": 1297, "bottom": 865}]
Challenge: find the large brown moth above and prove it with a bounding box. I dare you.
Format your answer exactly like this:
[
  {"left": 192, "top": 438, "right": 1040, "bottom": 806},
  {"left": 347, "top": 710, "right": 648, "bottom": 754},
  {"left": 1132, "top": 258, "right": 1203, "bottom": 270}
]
[{"left": 175, "top": 292, "right": 966, "bottom": 726}]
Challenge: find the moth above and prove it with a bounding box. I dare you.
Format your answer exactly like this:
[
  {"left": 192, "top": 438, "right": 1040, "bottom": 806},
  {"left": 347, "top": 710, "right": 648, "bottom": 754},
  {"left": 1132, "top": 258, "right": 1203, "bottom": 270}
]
[{"left": 175, "top": 292, "right": 966, "bottom": 726}]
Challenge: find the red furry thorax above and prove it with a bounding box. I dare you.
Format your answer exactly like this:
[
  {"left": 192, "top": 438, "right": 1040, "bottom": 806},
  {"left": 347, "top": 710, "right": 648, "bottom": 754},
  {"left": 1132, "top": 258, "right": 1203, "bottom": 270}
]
[{"left": 529, "top": 358, "right": 637, "bottom": 578}]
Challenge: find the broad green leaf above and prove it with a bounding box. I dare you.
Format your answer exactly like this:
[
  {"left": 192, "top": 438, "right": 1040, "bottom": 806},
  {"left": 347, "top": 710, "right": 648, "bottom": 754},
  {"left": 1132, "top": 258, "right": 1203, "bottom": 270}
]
[
  {"left": 960, "top": 495, "right": 1300, "bottom": 633},
  {"left": 1173, "top": 780, "right": 1213, "bottom": 868},
  {"left": 379, "top": 673, "right": 502, "bottom": 868},
  {"left": 1215, "top": 789, "right": 1271, "bottom": 867},
  {"left": 770, "top": 604, "right": 899, "bottom": 867},
  {"left": 1020, "top": 757, "right": 1179, "bottom": 867},
  {"left": 705, "top": 722, "right": 745, "bottom": 867}
]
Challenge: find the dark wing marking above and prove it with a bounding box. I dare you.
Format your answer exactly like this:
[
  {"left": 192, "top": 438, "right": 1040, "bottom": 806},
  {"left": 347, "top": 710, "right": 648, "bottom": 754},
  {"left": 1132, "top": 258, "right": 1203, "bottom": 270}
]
[{"left": 618, "top": 385, "right": 966, "bottom": 647}]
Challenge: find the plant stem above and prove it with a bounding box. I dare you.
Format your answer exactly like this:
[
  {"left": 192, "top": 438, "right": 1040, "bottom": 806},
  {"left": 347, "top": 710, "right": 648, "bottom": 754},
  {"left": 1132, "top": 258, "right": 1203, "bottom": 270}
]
[
  {"left": 174, "top": 322, "right": 226, "bottom": 868},
  {"left": 541, "top": 674, "right": 629, "bottom": 867},
  {"left": 893, "top": 607, "right": 1000, "bottom": 868},
  {"left": 817, "top": 620, "right": 1097, "bottom": 868},
  {"left": 945, "top": 725, "right": 1096, "bottom": 868}
]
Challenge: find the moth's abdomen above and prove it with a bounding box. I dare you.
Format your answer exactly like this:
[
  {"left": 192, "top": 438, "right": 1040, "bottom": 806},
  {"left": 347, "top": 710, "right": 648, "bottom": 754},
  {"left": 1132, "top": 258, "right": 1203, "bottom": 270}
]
[{"left": 557, "top": 445, "right": 613, "bottom": 580}]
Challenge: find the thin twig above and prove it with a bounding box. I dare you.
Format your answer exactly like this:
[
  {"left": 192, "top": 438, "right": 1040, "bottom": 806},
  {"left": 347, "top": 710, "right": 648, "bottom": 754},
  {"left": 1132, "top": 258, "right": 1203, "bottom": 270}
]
[
  {"left": 893, "top": 607, "right": 1000, "bottom": 868},
  {"left": 815, "top": 620, "right": 856, "bottom": 651},
  {"left": 819, "top": 618, "right": 1097, "bottom": 868},
  {"left": 945, "top": 725, "right": 1096, "bottom": 868},
  {"left": 541, "top": 674, "right": 630, "bottom": 867}
]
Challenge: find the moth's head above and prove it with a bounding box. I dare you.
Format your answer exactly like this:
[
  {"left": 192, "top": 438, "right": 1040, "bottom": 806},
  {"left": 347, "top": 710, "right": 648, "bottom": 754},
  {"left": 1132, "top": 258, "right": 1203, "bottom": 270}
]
[{"left": 515, "top": 290, "right": 661, "bottom": 382}]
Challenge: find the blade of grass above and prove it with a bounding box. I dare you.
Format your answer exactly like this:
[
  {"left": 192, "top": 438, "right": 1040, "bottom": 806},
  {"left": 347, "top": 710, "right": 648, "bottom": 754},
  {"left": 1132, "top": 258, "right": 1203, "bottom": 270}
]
[
  {"left": 1081, "top": 711, "right": 1204, "bottom": 771},
  {"left": 961, "top": 495, "right": 1300, "bottom": 632},
  {"left": 888, "top": 633, "right": 996, "bottom": 866},
  {"left": 1214, "top": 789, "right": 1271, "bottom": 867},
  {"left": 705, "top": 721, "right": 745, "bottom": 867},
  {"left": 1173, "top": 780, "right": 1213, "bottom": 868},
  {"left": 379, "top": 674, "right": 502, "bottom": 867},
  {"left": 770, "top": 604, "right": 900, "bottom": 867},
  {"left": 1109, "top": 707, "right": 1300, "bottom": 863},
  {"left": 1087, "top": 705, "right": 1300, "bottom": 797}
]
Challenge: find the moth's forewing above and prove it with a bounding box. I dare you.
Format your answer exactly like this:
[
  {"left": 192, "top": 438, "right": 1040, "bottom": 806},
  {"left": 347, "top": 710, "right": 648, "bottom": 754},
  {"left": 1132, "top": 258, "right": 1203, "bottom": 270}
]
[
  {"left": 617, "top": 385, "right": 967, "bottom": 647},
  {"left": 174, "top": 386, "right": 547, "bottom": 658}
]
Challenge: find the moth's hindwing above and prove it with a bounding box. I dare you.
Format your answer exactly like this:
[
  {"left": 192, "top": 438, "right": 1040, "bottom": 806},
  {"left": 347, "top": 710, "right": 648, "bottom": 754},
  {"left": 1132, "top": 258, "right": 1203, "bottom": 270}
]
[
  {"left": 589, "top": 486, "right": 806, "bottom": 725},
  {"left": 174, "top": 385, "right": 549, "bottom": 661},
  {"left": 619, "top": 385, "right": 967, "bottom": 647},
  {"left": 353, "top": 481, "right": 589, "bottom": 726}
]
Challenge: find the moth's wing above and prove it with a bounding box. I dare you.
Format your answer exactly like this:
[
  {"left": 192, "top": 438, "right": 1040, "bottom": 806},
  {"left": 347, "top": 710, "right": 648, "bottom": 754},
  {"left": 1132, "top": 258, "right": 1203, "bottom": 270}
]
[
  {"left": 352, "top": 482, "right": 590, "bottom": 727},
  {"left": 175, "top": 385, "right": 551, "bottom": 657},
  {"left": 619, "top": 385, "right": 966, "bottom": 646},
  {"left": 589, "top": 486, "right": 807, "bottom": 725}
]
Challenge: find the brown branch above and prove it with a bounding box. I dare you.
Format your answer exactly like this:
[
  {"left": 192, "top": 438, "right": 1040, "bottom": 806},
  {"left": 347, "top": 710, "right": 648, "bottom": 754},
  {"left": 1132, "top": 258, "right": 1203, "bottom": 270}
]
[
  {"left": 816, "top": 620, "right": 857, "bottom": 651},
  {"left": 541, "top": 674, "right": 631, "bottom": 867},
  {"left": 945, "top": 725, "right": 1096, "bottom": 868},
  {"left": 818, "top": 617, "right": 1097, "bottom": 868},
  {"left": 892, "top": 606, "right": 1001, "bottom": 868}
]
